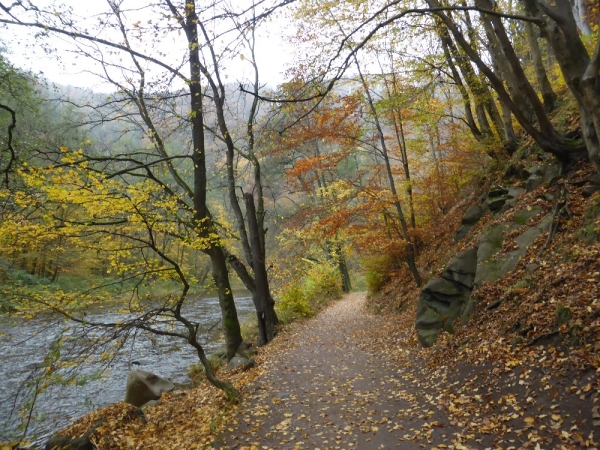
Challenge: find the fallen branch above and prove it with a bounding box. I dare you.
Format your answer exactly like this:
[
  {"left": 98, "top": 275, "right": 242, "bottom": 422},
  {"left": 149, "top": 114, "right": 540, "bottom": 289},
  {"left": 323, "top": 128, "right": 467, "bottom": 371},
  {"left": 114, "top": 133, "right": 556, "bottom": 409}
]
[
  {"left": 486, "top": 298, "right": 504, "bottom": 310},
  {"left": 523, "top": 330, "right": 560, "bottom": 348},
  {"left": 533, "top": 276, "right": 566, "bottom": 303}
]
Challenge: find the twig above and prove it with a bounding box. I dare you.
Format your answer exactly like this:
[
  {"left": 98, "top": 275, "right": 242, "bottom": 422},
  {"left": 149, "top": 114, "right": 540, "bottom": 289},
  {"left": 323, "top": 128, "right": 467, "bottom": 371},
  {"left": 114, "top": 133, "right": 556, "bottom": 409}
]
[{"left": 207, "top": 318, "right": 222, "bottom": 332}]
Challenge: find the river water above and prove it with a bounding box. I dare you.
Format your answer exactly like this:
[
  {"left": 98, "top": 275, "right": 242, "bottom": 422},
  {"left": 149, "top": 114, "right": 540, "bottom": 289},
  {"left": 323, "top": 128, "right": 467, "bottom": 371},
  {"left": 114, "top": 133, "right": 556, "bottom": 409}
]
[{"left": 0, "top": 293, "right": 255, "bottom": 447}]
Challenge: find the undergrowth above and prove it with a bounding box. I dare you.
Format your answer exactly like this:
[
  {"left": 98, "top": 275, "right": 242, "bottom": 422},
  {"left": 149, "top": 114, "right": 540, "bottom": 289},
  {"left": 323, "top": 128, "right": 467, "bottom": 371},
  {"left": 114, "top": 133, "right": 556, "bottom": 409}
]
[{"left": 276, "top": 262, "right": 343, "bottom": 324}]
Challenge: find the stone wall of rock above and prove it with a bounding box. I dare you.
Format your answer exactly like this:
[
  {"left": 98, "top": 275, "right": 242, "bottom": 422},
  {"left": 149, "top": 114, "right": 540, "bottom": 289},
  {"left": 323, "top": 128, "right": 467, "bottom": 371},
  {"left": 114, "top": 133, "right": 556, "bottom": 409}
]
[
  {"left": 416, "top": 170, "right": 557, "bottom": 347},
  {"left": 416, "top": 248, "right": 477, "bottom": 347}
]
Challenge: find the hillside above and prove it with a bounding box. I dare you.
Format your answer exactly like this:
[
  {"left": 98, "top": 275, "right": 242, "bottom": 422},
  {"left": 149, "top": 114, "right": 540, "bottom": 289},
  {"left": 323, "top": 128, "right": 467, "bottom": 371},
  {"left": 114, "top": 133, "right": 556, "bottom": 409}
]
[{"left": 369, "top": 154, "right": 600, "bottom": 448}]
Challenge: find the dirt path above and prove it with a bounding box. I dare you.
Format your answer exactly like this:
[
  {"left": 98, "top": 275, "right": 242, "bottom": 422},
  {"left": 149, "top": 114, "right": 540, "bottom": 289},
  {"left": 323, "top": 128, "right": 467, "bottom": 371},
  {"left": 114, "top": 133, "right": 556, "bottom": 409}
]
[{"left": 217, "top": 293, "right": 462, "bottom": 449}]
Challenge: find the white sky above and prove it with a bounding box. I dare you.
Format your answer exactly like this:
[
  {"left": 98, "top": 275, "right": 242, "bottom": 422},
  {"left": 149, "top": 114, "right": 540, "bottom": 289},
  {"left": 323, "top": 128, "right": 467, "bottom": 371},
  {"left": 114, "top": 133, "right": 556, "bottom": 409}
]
[{"left": 3, "top": 0, "right": 296, "bottom": 91}]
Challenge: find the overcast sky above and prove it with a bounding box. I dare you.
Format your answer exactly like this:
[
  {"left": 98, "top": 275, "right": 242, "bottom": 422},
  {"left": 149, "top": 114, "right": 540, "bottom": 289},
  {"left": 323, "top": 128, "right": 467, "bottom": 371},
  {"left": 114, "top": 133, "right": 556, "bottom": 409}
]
[{"left": 4, "top": 0, "right": 296, "bottom": 91}]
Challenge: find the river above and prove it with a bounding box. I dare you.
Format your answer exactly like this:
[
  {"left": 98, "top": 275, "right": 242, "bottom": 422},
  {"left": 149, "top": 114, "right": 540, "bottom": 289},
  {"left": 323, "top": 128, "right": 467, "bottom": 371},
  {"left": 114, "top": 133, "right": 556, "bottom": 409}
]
[{"left": 0, "top": 293, "right": 255, "bottom": 447}]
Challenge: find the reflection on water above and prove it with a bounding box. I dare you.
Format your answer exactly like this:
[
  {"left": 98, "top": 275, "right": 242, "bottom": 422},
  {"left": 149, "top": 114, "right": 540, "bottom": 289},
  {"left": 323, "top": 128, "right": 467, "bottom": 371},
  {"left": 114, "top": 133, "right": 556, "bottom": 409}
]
[{"left": 0, "top": 294, "right": 255, "bottom": 447}]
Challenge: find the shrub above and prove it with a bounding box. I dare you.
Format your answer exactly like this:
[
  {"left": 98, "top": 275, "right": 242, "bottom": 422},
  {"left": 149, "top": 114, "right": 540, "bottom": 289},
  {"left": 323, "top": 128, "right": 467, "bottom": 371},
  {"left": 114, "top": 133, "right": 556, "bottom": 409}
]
[
  {"left": 275, "top": 262, "right": 343, "bottom": 324},
  {"left": 8, "top": 268, "right": 50, "bottom": 287},
  {"left": 276, "top": 282, "right": 313, "bottom": 324},
  {"left": 362, "top": 255, "right": 392, "bottom": 295},
  {"left": 239, "top": 317, "right": 260, "bottom": 342},
  {"left": 304, "top": 263, "right": 343, "bottom": 305}
]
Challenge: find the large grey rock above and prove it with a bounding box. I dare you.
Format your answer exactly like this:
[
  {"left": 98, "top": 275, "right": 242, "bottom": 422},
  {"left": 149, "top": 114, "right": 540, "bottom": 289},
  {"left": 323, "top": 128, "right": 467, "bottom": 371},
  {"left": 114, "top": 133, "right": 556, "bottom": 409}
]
[
  {"left": 225, "top": 356, "right": 255, "bottom": 371},
  {"left": 487, "top": 196, "right": 509, "bottom": 213},
  {"left": 416, "top": 248, "right": 477, "bottom": 347},
  {"left": 419, "top": 209, "right": 554, "bottom": 346},
  {"left": 442, "top": 247, "right": 478, "bottom": 288},
  {"left": 488, "top": 186, "right": 509, "bottom": 197},
  {"left": 486, "top": 186, "right": 524, "bottom": 213},
  {"left": 477, "top": 225, "right": 504, "bottom": 262},
  {"left": 542, "top": 162, "right": 561, "bottom": 183},
  {"left": 462, "top": 204, "right": 486, "bottom": 226},
  {"left": 454, "top": 205, "right": 487, "bottom": 242},
  {"left": 524, "top": 164, "right": 544, "bottom": 177},
  {"left": 514, "top": 206, "right": 543, "bottom": 225},
  {"left": 525, "top": 161, "right": 560, "bottom": 184},
  {"left": 454, "top": 224, "right": 472, "bottom": 242},
  {"left": 525, "top": 176, "right": 543, "bottom": 192},
  {"left": 506, "top": 187, "right": 526, "bottom": 199},
  {"left": 124, "top": 369, "right": 174, "bottom": 407},
  {"left": 588, "top": 174, "right": 600, "bottom": 186},
  {"left": 426, "top": 277, "right": 461, "bottom": 296},
  {"left": 583, "top": 185, "right": 600, "bottom": 197},
  {"left": 475, "top": 214, "right": 552, "bottom": 286}
]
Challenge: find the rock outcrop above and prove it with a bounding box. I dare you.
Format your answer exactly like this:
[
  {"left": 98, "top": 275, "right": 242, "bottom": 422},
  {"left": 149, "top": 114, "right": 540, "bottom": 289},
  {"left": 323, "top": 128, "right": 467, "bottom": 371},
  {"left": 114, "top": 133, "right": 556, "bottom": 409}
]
[
  {"left": 417, "top": 202, "right": 553, "bottom": 347},
  {"left": 454, "top": 204, "right": 487, "bottom": 242},
  {"left": 416, "top": 248, "right": 477, "bottom": 347},
  {"left": 475, "top": 211, "right": 551, "bottom": 286}
]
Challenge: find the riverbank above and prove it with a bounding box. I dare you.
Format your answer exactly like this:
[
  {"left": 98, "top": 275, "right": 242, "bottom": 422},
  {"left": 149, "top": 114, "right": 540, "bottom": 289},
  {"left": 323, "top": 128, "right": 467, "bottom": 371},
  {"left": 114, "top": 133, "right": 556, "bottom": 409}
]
[
  {"left": 0, "top": 294, "right": 256, "bottom": 448},
  {"left": 39, "top": 289, "right": 598, "bottom": 449}
]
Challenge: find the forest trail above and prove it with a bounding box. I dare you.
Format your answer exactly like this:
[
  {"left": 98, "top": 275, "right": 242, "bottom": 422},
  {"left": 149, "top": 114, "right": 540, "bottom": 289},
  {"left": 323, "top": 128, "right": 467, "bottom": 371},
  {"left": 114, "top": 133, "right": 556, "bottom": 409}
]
[{"left": 217, "top": 292, "right": 464, "bottom": 449}]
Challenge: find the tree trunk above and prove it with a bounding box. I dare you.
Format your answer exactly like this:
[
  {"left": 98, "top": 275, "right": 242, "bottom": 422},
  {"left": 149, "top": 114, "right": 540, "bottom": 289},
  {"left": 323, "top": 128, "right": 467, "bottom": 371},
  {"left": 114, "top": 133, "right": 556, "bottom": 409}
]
[
  {"left": 355, "top": 60, "right": 422, "bottom": 287},
  {"left": 244, "top": 192, "right": 277, "bottom": 346},
  {"left": 191, "top": 337, "right": 240, "bottom": 402},
  {"left": 427, "top": 0, "right": 587, "bottom": 165},
  {"left": 438, "top": 26, "right": 484, "bottom": 141},
  {"left": 207, "top": 248, "right": 243, "bottom": 359},
  {"left": 338, "top": 256, "right": 351, "bottom": 293},
  {"left": 524, "top": 0, "right": 600, "bottom": 173},
  {"left": 173, "top": 304, "right": 241, "bottom": 402},
  {"left": 393, "top": 109, "right": 417, "bottom": 229},
  {"left": 380, "top": 61, "right": 418, "bottom": 227},
  {"left": 476, "top": 0, "right": 559, "bottom": 137},
  {"left": 569, "top": 0, "right": 592, "bottom": 35},
  {"left": 329, "top": 241, "right": 351, "bottom": 293},
  {"left": 523, "top": 14, "right": 558, "bottom": 112},
  {"left": 456, "top": 5, "right": 507, "bottom": 141},
  {"left": 445, "top": 28, "right": 505, "bottom": 142},
  {"left": 177, "top": 0, "right": 242, "bottom": 361},
  {"left": 499, "top": 100, "right": 520, "bottom": 155},
  {"left": 480, "top": 12, "right": 536, "bottom": 125},
  {"left": 579, "top": 36, "right": 600, "bottom": 174}
]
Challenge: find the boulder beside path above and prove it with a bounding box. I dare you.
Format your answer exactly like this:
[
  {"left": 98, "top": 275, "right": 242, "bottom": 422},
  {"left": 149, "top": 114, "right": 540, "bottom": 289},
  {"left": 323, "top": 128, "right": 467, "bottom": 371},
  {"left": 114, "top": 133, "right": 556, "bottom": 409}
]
[{"left": 124, "top": 368, "right": 174, "bottom": 407}]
